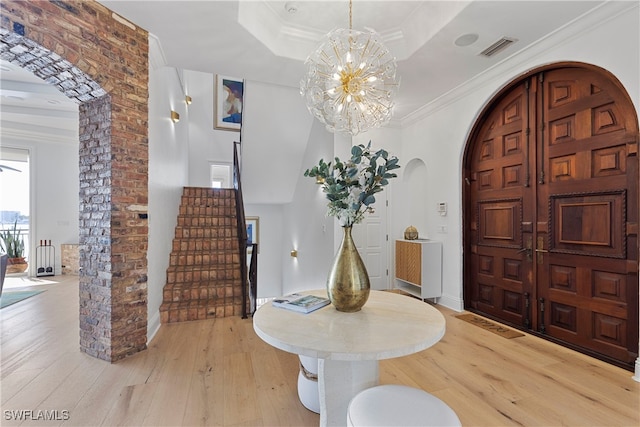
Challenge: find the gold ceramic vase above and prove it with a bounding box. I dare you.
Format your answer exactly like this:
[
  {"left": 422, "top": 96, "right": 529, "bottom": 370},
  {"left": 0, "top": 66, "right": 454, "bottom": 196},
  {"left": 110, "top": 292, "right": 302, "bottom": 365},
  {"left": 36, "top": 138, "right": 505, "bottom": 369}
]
[{"left": 326, "top": 226, "right": 370, "bottom": 312}]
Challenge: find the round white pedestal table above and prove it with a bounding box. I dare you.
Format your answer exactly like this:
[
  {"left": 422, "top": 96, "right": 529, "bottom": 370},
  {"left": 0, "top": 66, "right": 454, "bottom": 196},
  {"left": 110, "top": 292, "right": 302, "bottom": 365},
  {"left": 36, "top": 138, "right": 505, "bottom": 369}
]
[{"left": 253, "top": 290, "right": 446, "bottom": 426}]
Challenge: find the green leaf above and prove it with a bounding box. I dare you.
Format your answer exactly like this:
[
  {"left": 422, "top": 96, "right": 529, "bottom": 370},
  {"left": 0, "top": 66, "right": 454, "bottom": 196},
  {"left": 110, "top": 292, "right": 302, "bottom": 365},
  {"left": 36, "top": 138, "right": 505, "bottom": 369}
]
[{"left": 363, "top": 194, "right": 376, "bottom": 206}]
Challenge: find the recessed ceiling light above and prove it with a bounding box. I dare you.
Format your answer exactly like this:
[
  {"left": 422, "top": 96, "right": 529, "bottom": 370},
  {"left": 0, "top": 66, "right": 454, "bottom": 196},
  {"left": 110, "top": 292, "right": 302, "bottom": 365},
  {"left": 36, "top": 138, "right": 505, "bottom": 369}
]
[
  {"left": 454, "top": 33, "right": 479, "bottom": 47},
  {"left": 284, "top": 2, "right": 298, "bottom": 14}
]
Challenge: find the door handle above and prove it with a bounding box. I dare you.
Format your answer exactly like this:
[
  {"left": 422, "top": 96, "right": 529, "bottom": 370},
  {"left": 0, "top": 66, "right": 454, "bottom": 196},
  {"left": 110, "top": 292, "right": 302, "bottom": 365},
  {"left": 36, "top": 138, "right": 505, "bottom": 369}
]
[
  {"left": 536, "top": 237, "right": 547, "bottom": 264},
  {"left": 518, "top": 236, "right": 533, "bottom": 261}
]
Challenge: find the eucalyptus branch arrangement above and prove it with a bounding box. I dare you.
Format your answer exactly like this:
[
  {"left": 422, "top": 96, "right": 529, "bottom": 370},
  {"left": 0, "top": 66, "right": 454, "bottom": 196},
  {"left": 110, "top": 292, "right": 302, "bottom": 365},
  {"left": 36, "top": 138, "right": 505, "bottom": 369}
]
[{"left": 304, "top": 142, "right": 400, "bottom": 227}]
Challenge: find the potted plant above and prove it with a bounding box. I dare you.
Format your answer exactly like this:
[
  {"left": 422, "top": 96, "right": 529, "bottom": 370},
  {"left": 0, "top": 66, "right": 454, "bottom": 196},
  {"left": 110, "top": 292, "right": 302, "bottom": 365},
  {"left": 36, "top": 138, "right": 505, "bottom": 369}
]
[{"left": 0, "top": 219, "right": 28, "bottom": 274}]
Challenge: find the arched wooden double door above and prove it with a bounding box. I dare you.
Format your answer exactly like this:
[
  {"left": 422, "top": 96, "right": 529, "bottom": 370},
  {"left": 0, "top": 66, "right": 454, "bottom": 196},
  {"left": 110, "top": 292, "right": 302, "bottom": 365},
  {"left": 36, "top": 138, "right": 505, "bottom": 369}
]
[{"left": 464, "top": 64, "right": 639, "bottom": 369}]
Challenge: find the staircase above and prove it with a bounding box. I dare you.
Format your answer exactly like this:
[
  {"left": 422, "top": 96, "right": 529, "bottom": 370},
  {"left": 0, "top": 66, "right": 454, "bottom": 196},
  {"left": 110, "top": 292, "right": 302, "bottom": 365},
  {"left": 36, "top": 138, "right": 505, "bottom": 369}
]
[{"left": 159, "top": 187, "right": 246, "bottom": 323}]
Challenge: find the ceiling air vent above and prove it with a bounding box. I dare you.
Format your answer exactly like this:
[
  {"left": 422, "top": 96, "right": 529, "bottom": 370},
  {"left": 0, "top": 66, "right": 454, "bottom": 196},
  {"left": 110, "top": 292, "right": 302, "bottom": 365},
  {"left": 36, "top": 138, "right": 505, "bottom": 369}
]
[{"left": 479, "top": 37, "right": 517, "bottom": 57}]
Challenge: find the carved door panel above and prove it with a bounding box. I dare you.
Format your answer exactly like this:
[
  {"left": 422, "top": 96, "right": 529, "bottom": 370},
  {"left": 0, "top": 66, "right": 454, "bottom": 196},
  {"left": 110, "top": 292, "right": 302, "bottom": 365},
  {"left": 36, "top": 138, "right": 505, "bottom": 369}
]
[
  {"left": 535, "top": 68, "right": 638, "bottom": 365},
  {"left": 467, "top": 66, "right": 639, "bottom": 368},
  {"left": 469, "top": 80, "right": 536, "bottom": 328}
]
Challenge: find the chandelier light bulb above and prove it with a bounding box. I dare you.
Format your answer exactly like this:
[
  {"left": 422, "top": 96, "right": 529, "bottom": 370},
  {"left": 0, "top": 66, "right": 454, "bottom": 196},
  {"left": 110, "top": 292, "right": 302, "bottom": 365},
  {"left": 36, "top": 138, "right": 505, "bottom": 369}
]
[{"left": 300, "top": 28, "right": 400, "bottom": 136}]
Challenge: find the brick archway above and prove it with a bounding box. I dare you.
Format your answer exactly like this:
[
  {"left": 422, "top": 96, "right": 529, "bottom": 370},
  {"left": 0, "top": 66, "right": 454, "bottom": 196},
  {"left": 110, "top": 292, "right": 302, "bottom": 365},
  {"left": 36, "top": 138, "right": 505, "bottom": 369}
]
[{"left": 1, "top": 1, "right": 149, "bottom": 362}]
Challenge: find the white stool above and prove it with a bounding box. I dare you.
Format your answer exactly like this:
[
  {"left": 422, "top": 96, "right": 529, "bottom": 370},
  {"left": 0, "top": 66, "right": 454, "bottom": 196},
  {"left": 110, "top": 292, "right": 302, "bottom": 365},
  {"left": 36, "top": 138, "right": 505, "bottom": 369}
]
[
  {"left": 347, "top": 384, "right": 461, "bottom": 427},
  {"left": 297, "top": 355, "right": 320, "bottom": 413}
]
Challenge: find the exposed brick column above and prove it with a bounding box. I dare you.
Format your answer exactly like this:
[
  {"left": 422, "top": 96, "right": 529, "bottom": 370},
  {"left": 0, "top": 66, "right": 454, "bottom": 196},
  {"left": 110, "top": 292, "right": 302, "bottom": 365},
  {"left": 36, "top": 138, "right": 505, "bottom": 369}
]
[
  {"left": 1, "top": 0, "right": 149, "bottom": 361},
  {"left": 79, "top": 95, "right": 114, "bottom": 359}
]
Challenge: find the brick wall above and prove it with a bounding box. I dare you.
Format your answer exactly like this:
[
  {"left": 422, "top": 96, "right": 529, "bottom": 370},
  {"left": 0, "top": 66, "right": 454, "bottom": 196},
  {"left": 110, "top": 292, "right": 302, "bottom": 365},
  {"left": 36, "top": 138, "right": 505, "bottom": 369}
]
[
  {"left": 0, "top": 0, "right": 149, "bottom": 362},
  {"left": 61, "top": 244, "right": 79, "bottom": 275}
]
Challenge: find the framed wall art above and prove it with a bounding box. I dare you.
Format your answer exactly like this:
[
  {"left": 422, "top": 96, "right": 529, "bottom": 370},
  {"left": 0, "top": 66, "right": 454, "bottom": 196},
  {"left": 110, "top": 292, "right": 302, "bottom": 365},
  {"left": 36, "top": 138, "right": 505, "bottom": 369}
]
[
  {"left": 215, "top": 74, "right": 243, "bottom": 131},
  {"left": 246, "top": 216, "right": 259, "bottom": 253}
]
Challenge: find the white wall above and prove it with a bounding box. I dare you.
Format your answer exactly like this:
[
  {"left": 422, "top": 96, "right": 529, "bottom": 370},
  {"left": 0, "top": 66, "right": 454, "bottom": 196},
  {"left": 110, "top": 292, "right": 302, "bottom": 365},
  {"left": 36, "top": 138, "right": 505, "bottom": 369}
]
[
  {"left": 280, "top": 120, "right": 335, "bottom": 296},
  {"left": 242, "top": 203, "right": 285, "bottom": 297},
  {"left": 184, "top": 69, "right": 239, "bottom": 187},
  {"left": 241, "top": 81, "right": 314, "bottom": 204},
  {"left": 33, "top": 142, "right": 79, "bottom": 275},
  {"left": 146, "top": 60, "right": 190, "bottom": 339}
]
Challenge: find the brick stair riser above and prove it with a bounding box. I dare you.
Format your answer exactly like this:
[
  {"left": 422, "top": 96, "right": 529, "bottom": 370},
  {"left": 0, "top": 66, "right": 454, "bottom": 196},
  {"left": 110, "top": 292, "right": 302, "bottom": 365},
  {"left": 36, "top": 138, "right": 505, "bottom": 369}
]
[
  {"left": 160, "top": 187, "right": 247, "bottom": 323},
  {"left": 176, "top": 216, "right": 237, "bottom": 226},
  {"left": 171, "top": 239, "right": 238, "bottom": 252},
  {"left": 174, "top": 227, "right": 236, "bottom": 239},
  {"left": 167, "top": 253, "right": 240, "bottom": 267},
  {"left": 162, "top": 284, "right": 243, "bottom": 302},
  {"left": 166, "top": 272, "right": 241, "bottom": 287}
]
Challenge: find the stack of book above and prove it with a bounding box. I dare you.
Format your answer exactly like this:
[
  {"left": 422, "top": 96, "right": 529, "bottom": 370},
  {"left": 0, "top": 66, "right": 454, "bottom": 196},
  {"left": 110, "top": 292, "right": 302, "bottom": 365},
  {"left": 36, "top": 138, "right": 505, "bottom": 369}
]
[{"left": 272, "top": 293, "right": 330, "bottom": 313}]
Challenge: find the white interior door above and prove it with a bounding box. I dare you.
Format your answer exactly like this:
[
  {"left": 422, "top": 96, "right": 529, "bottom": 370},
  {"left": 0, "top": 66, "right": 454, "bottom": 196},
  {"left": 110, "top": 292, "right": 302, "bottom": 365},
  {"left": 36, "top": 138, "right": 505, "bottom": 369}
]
[{"left": 351, "top": 190, "right": 389, "bottom": 291}]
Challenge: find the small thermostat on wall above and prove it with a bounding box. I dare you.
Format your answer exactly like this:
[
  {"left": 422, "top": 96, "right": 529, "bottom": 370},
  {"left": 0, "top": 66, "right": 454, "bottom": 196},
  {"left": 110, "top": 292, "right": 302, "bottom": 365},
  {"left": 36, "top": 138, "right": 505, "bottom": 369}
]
[{"left": 437, "top": 202, "right": 447, "bottom": 216}]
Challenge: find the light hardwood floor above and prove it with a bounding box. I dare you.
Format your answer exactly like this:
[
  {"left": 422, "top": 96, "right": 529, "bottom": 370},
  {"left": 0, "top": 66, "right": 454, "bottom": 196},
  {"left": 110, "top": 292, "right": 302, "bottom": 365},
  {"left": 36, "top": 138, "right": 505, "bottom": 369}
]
[{"left": 1, "top": 276, "right": 638, "bottom": 426}]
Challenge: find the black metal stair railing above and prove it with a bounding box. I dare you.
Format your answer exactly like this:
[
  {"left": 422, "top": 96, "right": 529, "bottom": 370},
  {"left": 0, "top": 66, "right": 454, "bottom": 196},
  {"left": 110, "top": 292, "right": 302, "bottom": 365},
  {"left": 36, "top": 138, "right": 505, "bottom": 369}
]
[{"left": 233, "top": 141, "right": 258, "bottom": 318}]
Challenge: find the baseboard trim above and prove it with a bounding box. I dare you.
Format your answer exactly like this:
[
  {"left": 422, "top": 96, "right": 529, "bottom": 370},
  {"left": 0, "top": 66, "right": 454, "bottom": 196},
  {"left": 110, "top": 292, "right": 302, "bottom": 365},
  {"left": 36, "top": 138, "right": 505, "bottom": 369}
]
[
  {"left": 437, "top": 294, "right": 464, "bottom": 312},
  {"left": 147, "top": 310, "right": 161, "bottom": 344}
]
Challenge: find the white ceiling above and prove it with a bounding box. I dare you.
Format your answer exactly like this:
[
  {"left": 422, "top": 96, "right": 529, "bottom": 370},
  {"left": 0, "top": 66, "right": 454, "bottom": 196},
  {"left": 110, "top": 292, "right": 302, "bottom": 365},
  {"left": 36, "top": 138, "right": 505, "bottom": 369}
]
[
  {"left": 0, "top": 59, "right": 79, "bottom": 144},
  {"left": 0, "top": 0, "right": 610, "bottom": 143}
]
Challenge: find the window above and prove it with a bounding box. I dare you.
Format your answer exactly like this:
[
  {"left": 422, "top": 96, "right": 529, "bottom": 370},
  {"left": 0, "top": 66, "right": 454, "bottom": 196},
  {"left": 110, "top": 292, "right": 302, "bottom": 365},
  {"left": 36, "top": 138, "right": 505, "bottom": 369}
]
[
  {"left": 210, "top": 163, "right": 232, "bottom": 189},
  {"left": 0, "top": 147, "right": 30, "bottom": 259}
]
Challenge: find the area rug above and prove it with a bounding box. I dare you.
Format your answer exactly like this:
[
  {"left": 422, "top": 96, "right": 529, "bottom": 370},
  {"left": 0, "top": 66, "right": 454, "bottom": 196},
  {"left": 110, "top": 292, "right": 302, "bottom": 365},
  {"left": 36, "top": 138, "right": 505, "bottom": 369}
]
[
  {"left": 0, "top": 290, "right": 45, "bottom": 309},
  {"left": 456, "top": 313, "right": 524, "bottom": 339}
]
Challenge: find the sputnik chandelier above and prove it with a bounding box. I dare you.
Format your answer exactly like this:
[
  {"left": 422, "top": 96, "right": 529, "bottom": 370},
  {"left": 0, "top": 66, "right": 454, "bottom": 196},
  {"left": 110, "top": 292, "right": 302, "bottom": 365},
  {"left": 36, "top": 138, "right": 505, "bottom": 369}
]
[{"left": 299, "top": 0, "right": 399, "bottom": 136}]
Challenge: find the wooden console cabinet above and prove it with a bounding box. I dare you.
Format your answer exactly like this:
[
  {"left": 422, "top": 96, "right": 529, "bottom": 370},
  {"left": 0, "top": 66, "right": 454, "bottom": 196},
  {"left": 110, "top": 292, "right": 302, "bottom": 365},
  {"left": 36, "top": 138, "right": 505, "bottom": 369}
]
[{"left": 395, "top": 239, "right": 442, "bottom": 300}]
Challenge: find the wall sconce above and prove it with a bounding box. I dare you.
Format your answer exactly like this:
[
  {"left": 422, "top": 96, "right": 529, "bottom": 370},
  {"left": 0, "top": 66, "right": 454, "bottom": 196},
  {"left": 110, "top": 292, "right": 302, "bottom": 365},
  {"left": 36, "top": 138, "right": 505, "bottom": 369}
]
[
  {"left": 316, "top": 176, "right": 325, "bottom": 185},
  {"left": 170, "top": 110, "right": 180, "bottom": 123},
  {"left": 290, "top": 249, "right": 298, "bottom": 257},
  {"left": 185, "top": 95, "right": 192, "bottom": 105}
]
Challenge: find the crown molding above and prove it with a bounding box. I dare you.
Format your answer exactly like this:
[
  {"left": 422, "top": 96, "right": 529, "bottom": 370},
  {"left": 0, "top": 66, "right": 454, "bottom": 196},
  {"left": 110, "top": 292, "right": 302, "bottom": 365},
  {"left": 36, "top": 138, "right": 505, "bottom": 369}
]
[
  {"left": 400, "top": 1, "right": 636, "bottom": 128},
  {"left": 148, "top": 33, "right": 168, "bottom": 70},
  {"left": 0, "top": 121, "right": 79, "bottom": 145}
]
